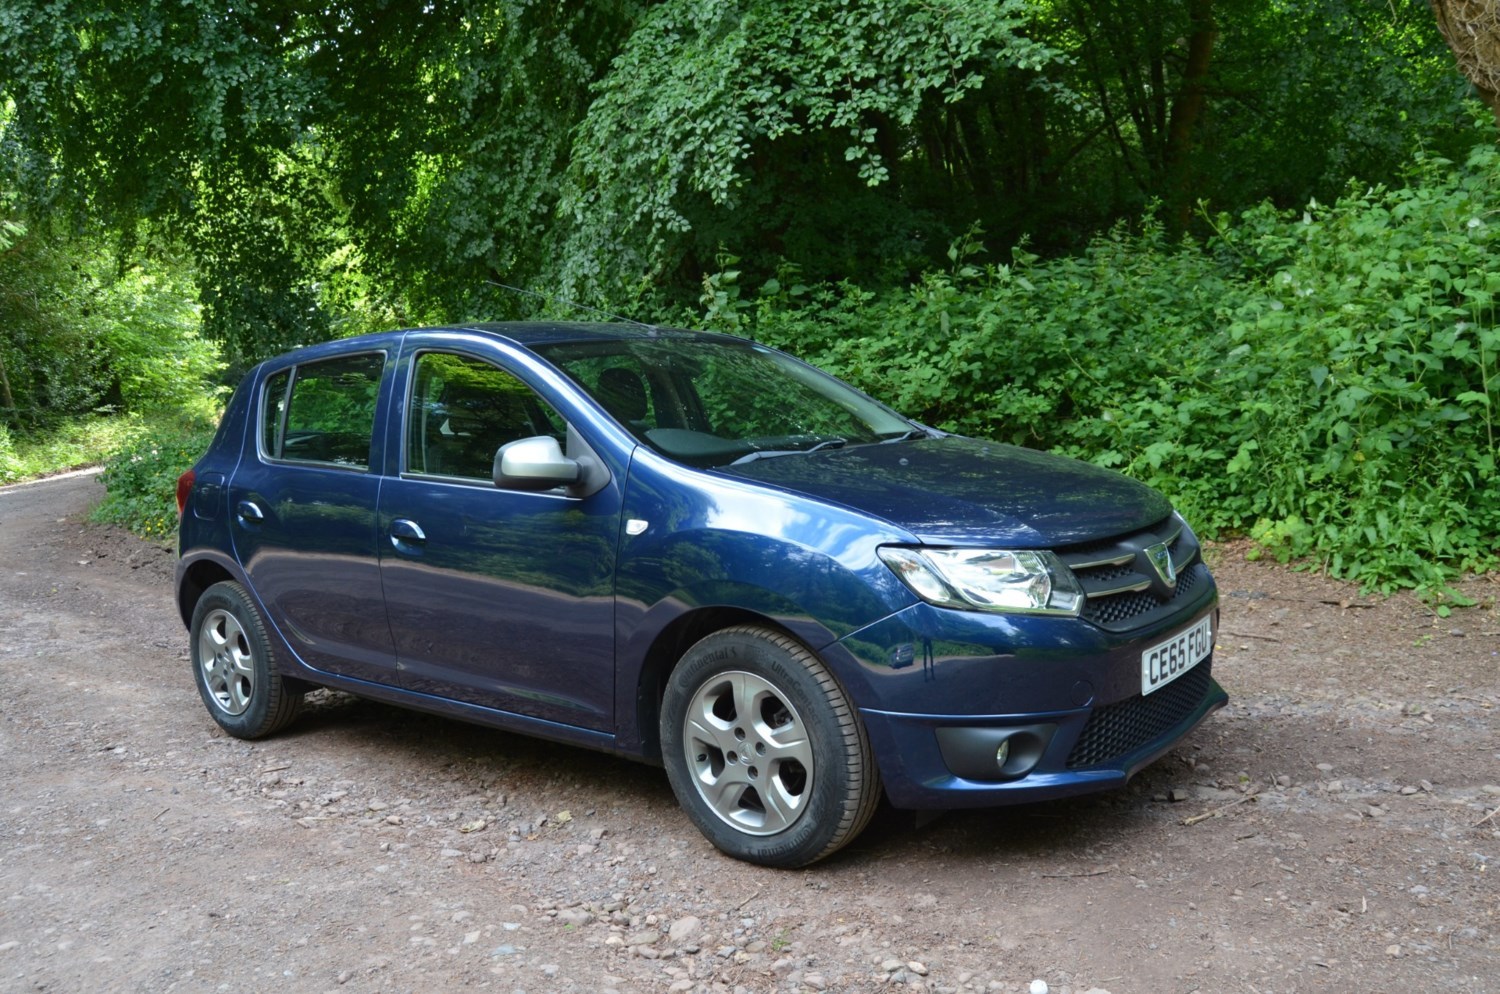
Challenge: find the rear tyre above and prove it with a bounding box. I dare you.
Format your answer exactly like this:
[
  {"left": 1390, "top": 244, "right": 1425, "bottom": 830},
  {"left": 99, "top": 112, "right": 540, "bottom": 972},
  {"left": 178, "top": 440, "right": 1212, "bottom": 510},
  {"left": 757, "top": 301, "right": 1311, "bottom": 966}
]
[
  {"left": 190, "top": 581, "right": 302, "bottom": 739},
  {"left": 660, "top": 625, "right": 880, "bottom": 867}
]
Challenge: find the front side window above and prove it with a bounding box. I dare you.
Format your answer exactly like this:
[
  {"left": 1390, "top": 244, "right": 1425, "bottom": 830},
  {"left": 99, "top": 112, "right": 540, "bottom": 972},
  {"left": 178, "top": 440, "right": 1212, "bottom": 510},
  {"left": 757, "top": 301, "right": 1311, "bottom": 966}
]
[
  {"left": 262, "top": 353, "right": 384, "bottom": 469},
  {"left": 405, "top": 352, "right": 564, "bottom": 481}
]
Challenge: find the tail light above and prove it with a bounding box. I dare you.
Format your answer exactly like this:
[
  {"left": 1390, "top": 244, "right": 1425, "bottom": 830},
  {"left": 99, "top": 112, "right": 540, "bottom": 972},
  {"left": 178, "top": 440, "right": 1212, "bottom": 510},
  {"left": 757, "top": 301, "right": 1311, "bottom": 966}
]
[{"left": 176, "top": 469, "right": 196, "bottom": 517}]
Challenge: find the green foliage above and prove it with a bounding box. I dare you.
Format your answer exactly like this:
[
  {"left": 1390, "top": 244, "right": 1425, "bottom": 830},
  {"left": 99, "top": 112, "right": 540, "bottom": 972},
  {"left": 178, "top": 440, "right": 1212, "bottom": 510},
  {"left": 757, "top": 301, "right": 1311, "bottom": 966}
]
[
  {"left": 1039, "top": 0, "right": 1473, "bottom": 235},
  {"left": 0, "top": 227, "right": 110, "bottom": 421},
  {"left": 2, "top": 0, "right": 638, "bottom": 362},
  {"left": 2, "top": 0, "right": 1496, "bottom": 590},
  {"left": 100, "top": 264, "right": 223, "bottom": 411},
  {"left": 0, "top": 423, "right": 19, "bottom": 480},
  {"left": 315, "top": 1, "right": 636, "bottom": 327},
  {"left": 739, "top": 137, "right": 1500, "bottom": 591},
  {"left": 0, "top": 224, "right": 221, "bottom": 424},
  {"left": 91, "top": 417, "right": 218, "bottom": 539},
  {"left": 2, "top": 0, "right": 1476, "bottom": 325},
  {"left": 558, "top": 0, "right": 1063, "bottom": 299}
]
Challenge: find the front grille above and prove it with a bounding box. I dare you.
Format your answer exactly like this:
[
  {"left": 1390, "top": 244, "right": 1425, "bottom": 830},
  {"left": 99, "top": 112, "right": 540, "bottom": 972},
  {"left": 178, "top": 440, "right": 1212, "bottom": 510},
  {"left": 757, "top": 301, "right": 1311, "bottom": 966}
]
[
  {"left": 1083, "top": 562, "right": 1206, "bottom": 627},
  {"left": 1083, "top": 561, "right": 1137, "bottom": 586},
  {"left": 1066, "top": 661, "right": 1213, "bottom": 769},
  {"left": 1059, "top": 515, "right": 1206, "bottom": 633}
]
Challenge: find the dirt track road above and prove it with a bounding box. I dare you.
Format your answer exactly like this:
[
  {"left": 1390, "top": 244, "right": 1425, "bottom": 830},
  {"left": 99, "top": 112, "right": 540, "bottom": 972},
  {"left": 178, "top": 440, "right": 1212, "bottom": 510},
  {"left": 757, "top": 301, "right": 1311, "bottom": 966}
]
[{"left": 1, "top": 472, "right": 1497, "bottom": 994}]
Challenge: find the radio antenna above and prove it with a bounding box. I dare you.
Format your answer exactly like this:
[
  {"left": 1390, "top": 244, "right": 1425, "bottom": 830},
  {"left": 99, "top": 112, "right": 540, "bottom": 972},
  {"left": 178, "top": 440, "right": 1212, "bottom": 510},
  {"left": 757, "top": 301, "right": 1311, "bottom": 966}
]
[{"left": 485, "top": 281, "right": 655, "bottom": 331}]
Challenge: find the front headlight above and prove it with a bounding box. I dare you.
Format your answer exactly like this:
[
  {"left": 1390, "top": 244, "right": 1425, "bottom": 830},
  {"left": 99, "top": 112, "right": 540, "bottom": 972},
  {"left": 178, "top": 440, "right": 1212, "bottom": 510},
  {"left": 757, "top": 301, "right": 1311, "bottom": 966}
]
[{"left": 879, "top": 547, "right": 1084, "bottom": 616}]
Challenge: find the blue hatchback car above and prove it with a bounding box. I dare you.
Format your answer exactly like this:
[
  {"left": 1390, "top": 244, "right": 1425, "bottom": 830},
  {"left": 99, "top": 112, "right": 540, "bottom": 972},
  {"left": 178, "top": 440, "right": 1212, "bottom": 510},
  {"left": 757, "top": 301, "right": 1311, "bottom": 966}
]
[{"left": 175, "top": 322, "right": 1225, "bottom": 867}]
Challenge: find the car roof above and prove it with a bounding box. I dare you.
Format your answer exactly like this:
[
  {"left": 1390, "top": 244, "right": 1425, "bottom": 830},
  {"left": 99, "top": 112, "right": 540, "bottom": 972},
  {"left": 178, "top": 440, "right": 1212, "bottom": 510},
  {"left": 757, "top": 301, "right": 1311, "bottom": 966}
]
[
  {"left": 314, "top": 320, "right": 749, "bottom": 354},
  {"left": 248, "top": 322, "right": 762, "bottom": 380},
  {"left": 459, "top": 321, "right": 721, "bottom": 347}
]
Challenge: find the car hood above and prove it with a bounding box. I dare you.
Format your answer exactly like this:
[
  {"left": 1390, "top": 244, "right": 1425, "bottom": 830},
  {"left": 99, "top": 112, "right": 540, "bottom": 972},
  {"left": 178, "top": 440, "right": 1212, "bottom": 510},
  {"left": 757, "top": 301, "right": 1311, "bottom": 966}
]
[{"left": 716, "top": 435, "right": 1173, "bottom": 547}]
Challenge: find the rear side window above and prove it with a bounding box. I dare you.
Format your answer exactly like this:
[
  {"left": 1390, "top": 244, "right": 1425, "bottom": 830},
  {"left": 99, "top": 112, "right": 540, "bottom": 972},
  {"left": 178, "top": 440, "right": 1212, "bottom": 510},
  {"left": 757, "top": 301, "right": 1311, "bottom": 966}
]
[{"left": 261, "top": 353, "right": 385, "bottom": 469}]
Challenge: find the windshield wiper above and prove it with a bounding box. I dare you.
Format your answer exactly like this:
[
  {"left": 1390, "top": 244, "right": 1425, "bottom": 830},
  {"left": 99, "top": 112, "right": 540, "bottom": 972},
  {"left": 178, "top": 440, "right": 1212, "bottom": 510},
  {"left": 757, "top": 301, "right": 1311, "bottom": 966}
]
[
  {"left": 729, "top": 438, "right": 847, "bottom": 465},
  {"left": 882, "top": 426, "right": 933, "bottom": 443}
]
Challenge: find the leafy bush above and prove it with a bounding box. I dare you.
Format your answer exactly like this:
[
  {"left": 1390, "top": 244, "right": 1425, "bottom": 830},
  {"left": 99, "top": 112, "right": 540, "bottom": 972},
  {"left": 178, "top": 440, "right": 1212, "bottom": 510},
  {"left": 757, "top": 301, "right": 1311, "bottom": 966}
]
[
  {"left": 726, "top": 140, "right": 1500, "bottom": 592},
  {"left": 91, "top": 418, "right": 217, "bottom": 539}
]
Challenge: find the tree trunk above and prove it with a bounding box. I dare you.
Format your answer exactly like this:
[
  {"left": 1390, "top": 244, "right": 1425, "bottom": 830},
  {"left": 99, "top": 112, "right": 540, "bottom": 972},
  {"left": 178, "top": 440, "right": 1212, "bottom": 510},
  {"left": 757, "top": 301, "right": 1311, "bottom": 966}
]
[
  {"left": 1164, "top": 0, "right": 1217, "bottom": 236},
  {"left": 1429, "top": 0, "right": 1500, "bottom": 123},
  {"left": 0, "top": 351, "right": 15, "bottom": 415}
]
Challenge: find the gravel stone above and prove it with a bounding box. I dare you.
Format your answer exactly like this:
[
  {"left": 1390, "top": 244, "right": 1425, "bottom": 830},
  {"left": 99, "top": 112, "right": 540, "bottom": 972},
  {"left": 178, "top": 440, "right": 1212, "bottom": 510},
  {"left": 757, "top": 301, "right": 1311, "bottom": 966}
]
[
  {"left": 668, "top": 916, "right": 702, "bottom": 943},
  {"left": 2, "top": 471, "right": 1496, "bottom": 994}
]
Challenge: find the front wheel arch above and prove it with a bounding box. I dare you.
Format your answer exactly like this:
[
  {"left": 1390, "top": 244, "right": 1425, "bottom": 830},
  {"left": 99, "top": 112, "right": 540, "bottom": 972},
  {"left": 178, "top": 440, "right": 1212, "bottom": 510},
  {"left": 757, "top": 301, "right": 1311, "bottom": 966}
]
[
  {"left": 658, "top": 625, "right": 880, "bottom": 867},
  {"left": 632, "top": 606, "right": 793, "bottom": 763}
]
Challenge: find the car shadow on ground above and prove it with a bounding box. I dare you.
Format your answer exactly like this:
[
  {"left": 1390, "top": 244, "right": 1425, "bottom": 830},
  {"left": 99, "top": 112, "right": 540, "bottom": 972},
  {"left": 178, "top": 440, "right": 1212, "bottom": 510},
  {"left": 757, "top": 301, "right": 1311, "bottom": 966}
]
[
  {"left": 271, "top": 685, "right": 1229, "bottom": 871},
  {"left": 279, "top": 686, "right": 675, "bottom": 795}
]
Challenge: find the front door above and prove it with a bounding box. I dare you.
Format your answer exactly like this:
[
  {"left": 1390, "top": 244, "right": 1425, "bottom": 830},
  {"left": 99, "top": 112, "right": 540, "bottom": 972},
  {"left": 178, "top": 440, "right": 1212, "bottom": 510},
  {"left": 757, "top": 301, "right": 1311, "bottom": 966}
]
[{"left": 376, "top": 349, "right": 621, "bottom": 730}]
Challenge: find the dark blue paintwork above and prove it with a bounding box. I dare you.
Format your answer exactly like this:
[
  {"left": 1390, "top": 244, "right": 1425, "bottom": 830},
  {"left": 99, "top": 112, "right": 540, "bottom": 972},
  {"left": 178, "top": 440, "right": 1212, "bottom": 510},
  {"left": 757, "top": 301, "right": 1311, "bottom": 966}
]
[
  {"left": 177, "top": 322, "right": 1225, "bottom": 811},
  {"left": 719, "top": 435, "right": 1172, "bottom": 546}
]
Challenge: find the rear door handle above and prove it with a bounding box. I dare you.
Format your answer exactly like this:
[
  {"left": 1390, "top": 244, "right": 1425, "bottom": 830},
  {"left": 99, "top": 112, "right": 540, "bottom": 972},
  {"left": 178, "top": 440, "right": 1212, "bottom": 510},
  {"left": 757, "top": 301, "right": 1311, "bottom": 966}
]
[
  {"left": 390, "top": 518, "right": 426, "bottom": 551},
  {"left": 236, "top": 500, "right": 265, "bottom": 524}
]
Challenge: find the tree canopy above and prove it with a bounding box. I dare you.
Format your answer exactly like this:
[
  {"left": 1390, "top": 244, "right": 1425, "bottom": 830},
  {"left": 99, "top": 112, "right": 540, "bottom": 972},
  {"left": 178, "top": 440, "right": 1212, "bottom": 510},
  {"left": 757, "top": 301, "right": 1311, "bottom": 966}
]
[
  {"left": 1, "top": 0, "right": 1480, "bottom": 367},
  {"left": 3, "top": 0, "right": 1497, "bottom": 590}
]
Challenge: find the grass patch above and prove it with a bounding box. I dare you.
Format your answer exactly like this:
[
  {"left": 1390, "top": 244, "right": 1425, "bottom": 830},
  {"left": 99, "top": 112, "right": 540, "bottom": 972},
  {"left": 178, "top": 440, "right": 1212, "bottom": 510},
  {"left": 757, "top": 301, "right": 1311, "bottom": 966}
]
[{"left": 0, "top": 414, "right": 151, "bottom": 485}]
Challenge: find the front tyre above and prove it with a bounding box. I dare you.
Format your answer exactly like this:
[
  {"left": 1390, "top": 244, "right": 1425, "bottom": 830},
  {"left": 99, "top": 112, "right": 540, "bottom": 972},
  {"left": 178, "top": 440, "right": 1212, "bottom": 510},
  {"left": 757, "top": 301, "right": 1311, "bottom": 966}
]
[
  {"left": 190, "top": 580, "right": 302, "bottom": 739},
  {"left": 660, "top": 626, "right": 880, "bottom": 867}
]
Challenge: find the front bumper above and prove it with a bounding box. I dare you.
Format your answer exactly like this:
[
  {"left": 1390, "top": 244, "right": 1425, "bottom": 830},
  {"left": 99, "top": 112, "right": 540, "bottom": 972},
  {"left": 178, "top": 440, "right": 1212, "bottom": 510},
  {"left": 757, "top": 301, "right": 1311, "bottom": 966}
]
[{"left": 829, "top": 581, "right": 1224, "bottom": 809}]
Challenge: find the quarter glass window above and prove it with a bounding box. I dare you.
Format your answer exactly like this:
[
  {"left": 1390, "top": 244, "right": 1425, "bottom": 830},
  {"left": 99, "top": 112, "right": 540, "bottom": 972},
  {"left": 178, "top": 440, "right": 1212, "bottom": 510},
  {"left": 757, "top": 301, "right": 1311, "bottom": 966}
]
[{"left": 261, "top": 369, "right": 290, "bottom": 458}]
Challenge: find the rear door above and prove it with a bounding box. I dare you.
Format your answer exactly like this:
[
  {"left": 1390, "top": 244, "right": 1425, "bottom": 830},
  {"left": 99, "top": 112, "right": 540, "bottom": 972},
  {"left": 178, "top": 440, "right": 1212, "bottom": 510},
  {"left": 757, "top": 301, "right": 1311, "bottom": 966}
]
[
  {"left": 228, "top": 350, "right": 399, "bottom": 685},
  {"left": 376, "top": 342, "right": 622, "bottom": 730}
]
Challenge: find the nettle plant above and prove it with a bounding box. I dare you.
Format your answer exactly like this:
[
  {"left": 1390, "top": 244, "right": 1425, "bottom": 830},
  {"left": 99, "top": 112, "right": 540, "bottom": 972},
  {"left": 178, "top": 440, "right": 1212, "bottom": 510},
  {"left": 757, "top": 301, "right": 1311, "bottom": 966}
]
[
  {"left": 1208, "top": 144, "right": 1499, "bottom": 598},
  {"left": 94, "top": 421, "right": 218, "bottom": 539},
  {"left": 733, "top": 141, "right": 1500, "bottom": 596}
]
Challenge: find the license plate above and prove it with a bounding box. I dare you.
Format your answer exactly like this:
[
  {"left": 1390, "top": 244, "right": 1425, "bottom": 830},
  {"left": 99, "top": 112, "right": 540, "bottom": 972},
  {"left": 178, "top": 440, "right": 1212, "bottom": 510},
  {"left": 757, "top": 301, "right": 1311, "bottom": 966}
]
[{"left": 1141, "top": 614, "right": 1214, "bottom": 696}]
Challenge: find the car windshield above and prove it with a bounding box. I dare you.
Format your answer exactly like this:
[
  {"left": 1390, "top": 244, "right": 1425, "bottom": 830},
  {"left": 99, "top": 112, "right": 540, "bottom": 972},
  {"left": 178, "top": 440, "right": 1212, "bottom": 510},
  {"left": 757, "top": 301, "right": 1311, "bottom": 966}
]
[{"left": 536, "top": 337, "right": 917, "bottom": 468}]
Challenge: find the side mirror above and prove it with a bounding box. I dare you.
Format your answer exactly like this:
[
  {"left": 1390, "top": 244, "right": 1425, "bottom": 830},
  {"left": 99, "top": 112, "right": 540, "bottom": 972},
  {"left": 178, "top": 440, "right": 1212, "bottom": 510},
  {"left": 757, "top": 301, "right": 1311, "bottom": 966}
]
[{"left": 493, "top": 436, "right": 580, "bottom": 492}]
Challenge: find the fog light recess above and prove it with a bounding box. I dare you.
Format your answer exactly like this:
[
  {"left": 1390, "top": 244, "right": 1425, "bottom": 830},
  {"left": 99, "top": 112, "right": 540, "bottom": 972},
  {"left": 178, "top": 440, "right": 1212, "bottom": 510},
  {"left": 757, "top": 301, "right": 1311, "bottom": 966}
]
[{"left": 935, "top": 724, "right": 1055, "bottom": 782}]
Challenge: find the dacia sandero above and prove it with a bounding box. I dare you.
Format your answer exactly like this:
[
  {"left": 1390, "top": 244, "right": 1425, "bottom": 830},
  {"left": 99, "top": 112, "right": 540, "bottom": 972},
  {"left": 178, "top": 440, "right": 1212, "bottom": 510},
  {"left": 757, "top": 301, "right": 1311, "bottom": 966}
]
[{"left": 175, "top": 323, "right": 1225, "bottom": 867}]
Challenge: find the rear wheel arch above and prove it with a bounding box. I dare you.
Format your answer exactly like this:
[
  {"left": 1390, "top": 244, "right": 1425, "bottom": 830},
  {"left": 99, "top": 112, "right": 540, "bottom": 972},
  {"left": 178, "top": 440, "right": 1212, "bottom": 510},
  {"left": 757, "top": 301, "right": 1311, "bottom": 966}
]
[{"left": 177, "top": 559, "right": 236, "bottom": 629}]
